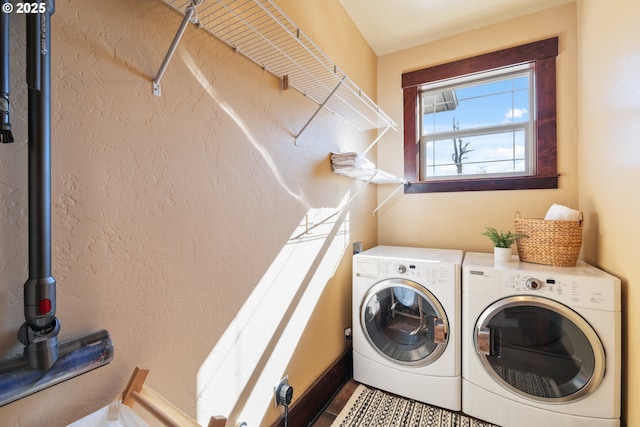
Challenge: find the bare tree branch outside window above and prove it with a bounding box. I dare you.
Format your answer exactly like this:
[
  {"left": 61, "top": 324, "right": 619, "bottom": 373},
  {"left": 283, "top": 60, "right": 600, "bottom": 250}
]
[{"left": 451, "top": 118, "right": 473, "bottom": 174}]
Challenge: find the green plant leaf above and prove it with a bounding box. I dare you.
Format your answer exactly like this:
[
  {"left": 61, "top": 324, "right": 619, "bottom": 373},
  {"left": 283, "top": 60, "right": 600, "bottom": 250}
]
[{"left": 482, "top": 226, "right": 527, "bottom": 248}]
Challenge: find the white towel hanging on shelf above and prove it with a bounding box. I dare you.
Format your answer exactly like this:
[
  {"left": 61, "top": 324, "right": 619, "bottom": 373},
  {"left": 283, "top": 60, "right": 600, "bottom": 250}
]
[
  {"left": 330, "top": 152, "right": 405, "bottom": 185},
  {"left": 329, "top": 148, "right": 406, "bottom": 214},
  {"left": 331, "top": 152, "right": 376, "bottom": 171}
]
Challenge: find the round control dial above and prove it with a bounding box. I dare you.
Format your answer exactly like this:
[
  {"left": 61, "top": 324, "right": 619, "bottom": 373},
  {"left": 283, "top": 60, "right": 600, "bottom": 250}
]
[
  {"left": 526, "top": 278, "right": 543, "bottom": 290},
  {"left": 396, "top": 264, "right": 407, "bottom": 274}
]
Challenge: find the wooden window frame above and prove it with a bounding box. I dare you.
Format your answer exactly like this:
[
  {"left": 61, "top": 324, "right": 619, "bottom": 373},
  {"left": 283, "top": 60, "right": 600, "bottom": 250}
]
[{"left": 401, "top": 37, "right": 559, "bottom": 193}]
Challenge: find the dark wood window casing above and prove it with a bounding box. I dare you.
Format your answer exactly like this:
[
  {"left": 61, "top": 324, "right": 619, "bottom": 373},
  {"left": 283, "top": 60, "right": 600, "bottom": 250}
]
[{"left": 401, "top": 37, "right": 559, "bottom": 193}]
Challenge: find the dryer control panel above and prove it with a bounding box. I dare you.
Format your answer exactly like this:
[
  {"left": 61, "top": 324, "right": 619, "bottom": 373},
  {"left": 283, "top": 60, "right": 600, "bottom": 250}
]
[
  {"left": 502, "top": 272, "right": 618, "bottom": 310},
  {"left": 463, "top": 253, "right": 621, "bottom": 311}
]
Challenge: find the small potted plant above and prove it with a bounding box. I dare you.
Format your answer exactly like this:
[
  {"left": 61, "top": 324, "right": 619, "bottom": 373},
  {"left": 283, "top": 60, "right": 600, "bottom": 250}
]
[{"left": 482, "top": 227, "right": 527, "bottom": 262}]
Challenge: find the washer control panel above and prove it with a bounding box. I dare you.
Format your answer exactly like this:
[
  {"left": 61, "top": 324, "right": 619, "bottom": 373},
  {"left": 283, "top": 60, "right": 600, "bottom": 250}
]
[
  {"left": 381, "top": 261, "right": 417, "bottom": 276},
  {"left": 380, "top": 260, "right": 455, "bottom": 288}
]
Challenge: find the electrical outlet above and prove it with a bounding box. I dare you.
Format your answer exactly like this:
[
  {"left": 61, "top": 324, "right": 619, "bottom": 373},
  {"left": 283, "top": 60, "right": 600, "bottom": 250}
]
[
  {"left": 344, "top": 327, "right": 352, "bottom": 340},
  {"left": 274, "top": 375, "right": 289, "bottom": 407}
]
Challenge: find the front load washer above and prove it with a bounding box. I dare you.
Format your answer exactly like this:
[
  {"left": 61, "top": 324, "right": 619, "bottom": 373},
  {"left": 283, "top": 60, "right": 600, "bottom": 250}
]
[
  {"left": 462, "top": 252, "right": 621, "bottom": 427},
  {"left": 353, "top": 245, "right": 463, "bottom": 410}
]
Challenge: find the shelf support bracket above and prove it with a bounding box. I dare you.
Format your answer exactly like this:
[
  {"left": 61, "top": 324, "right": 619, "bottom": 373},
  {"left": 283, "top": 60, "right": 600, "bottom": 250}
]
[
  {"left": 295, "top": 76, "right": 346, "bottom": 144},
  {"left": 373, "top": 182, "right": 406, "bottom": 216},
  {"left": 362, "top": 124, "right": 392, "bottom": 157},
  {"left": 152, "top": 5, "right": 197, "bottom": 97}
]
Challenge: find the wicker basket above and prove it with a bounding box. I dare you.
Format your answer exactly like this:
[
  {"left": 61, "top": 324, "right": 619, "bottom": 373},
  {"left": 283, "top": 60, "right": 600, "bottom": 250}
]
[{"left": 513, "top": 211, "right": 583, "bottom": 267}]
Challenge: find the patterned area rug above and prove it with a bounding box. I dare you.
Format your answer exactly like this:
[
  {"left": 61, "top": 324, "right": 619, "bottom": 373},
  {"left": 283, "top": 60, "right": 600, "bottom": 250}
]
[
  {"left": 331, "top": 385, "right": 500, "bottom": 427},
  {"left": 491, "top": 364, "right": 560, "bottom": 398}
]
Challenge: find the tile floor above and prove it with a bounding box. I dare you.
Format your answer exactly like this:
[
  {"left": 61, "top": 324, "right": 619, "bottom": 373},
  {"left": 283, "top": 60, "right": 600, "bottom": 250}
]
[{"left": 309, "top": 378, "right": 359, "bottom": 427}]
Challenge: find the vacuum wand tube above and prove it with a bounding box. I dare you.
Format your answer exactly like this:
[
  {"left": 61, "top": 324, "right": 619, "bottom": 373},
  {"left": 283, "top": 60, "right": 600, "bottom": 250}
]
[
  {"left": 17, "top": 2, "right": 61, "bottom": 371},
  {"left": 0, "top": 0, "right": 14, "bottom": 143}
]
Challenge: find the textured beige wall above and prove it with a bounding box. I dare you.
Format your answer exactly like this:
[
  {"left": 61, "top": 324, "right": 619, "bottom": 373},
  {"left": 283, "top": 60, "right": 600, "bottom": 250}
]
[
  {"left": 0, "top": 1, "right": 377, "bottom": 426},
  {"left": 578, "top": 1, "right": 640, "bottom": 425},
  {"left": 376, "top": 4, "right": 579, "bottom": 253}
]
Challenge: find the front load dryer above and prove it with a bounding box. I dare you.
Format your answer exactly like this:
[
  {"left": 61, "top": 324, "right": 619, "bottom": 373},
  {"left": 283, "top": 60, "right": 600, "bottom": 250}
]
[
  {"left": 462, "top": 252, "right": 621, "bottom": 427},
  {"left": 353, "top": 245, "right": 463, "bottom": 411}
]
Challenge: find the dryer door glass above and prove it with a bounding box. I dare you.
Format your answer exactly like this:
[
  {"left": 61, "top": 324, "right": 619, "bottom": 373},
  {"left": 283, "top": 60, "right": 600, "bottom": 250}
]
[
  {"left": 362, "top": 279, "right": 448, "bottom": 365},
  {"left": 474, "top": 296, "right": 605, "bottom": 402}
]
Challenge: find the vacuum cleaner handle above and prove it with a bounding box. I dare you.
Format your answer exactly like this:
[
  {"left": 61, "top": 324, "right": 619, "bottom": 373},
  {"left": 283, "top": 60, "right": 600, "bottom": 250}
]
[{"left": 19, "top": 1, "right": 61, "bottom": 372}]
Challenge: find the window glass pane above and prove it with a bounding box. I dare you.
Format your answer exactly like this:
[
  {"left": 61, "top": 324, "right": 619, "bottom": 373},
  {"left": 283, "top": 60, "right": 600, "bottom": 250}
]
[
  {"left": 424, "top": 129, "right": 526, "bottom": 178},
  {"left": 402, "top": 37, "right": 559, "bottom": 192},
  {"left": 420, "top": 71, "right": 532, "bottom": 181},
  {"left": 512, "top": 74, "right": 529, "bottom": 91}
]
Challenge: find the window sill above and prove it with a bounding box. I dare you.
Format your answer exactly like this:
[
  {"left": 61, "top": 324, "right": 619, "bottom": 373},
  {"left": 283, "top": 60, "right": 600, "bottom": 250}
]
[{"left": 404, "top": 175, "right": 559, "bottom": 193}]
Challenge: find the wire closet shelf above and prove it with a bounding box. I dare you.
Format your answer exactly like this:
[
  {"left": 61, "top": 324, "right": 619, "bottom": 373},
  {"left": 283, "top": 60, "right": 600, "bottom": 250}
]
[{"left": 161, "top": 0, "right": 397, "bottom": 135}]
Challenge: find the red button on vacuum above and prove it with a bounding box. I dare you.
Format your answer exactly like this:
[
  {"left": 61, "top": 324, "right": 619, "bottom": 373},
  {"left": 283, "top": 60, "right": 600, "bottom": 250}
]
[{"left": 39, "top": 299, "right": 52, "bottom": 314}]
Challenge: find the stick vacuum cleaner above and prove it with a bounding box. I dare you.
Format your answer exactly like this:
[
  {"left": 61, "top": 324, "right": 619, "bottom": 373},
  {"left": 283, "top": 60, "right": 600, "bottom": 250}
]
[{"left": 0, "top": 0, "right": 114, "bottom": 407}]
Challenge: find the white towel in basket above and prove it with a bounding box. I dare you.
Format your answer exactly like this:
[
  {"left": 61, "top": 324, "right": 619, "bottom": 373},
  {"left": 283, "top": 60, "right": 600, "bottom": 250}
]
[{"left": 544, "top": 204, "right": 581, "bottom": 221}]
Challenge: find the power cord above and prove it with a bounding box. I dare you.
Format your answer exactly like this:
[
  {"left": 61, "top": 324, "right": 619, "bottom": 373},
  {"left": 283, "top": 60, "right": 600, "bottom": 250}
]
[{"left": 275, "top": 382, "right": 294, "bottom": 427}]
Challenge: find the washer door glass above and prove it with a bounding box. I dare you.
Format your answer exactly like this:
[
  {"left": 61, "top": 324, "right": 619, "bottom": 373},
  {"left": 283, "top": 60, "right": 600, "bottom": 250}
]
[
  {"left": 361, "top": 279, "right": 448, "bottom": 365},
  {"left": 474, "top": 296, "right": 605, "bottom": 402}
]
